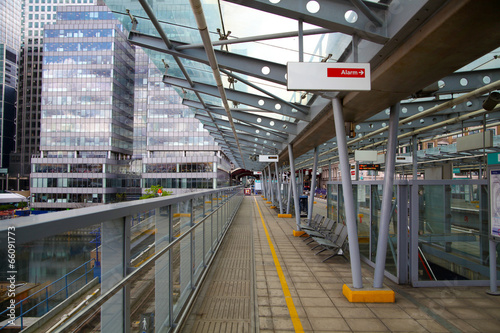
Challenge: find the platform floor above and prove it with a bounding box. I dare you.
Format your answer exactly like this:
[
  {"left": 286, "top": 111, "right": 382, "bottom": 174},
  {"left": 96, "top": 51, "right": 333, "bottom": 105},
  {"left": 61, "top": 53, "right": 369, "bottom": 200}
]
[{"left": 183, "top": 195, "right": 500, "bottom": 332}]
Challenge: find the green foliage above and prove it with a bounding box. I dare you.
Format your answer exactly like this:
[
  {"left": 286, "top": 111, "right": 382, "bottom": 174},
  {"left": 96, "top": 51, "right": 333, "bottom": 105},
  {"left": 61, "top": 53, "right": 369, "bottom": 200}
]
[
  {"left": 116, "top": 193, "right": 127, "bottom": 202},
  {"left": 17, "top": 202, "right": 28, "bottom": 209},
  {"left": 140, "top": 185, "right": 173, "bottom": 200},
  {"left": 0, "top": 204, "right": 15, "bottom": 211}
]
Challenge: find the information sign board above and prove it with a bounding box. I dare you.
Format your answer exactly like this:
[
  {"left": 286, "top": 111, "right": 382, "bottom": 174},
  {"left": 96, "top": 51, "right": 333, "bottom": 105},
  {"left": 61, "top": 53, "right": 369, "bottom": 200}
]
[{"left": 287, "top": 62, "right": 371, "bottom": 91}]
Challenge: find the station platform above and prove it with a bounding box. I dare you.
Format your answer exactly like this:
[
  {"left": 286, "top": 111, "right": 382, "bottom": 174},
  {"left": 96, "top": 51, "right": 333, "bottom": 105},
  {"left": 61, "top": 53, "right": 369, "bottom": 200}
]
[{"left": 182, "top": 195, "right": 500, "bottom": 333}]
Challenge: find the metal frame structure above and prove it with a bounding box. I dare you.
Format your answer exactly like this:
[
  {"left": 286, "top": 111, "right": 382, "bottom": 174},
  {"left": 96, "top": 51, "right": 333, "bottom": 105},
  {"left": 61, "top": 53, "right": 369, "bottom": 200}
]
[
  {"left": 110, "top": 0, "right": 500, "bottom": 172},
  {"left": 80, "top": 0, "right": 500, "bottom": 292}
]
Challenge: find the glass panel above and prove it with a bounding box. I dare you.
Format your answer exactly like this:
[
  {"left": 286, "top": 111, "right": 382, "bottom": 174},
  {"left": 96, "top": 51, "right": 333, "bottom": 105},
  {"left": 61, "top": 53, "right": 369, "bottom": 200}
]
[
  {"left": 171, "top": 241, "right": 182, "bottom": 318},
  {"left": 155, "top": 206, "right": 171, "bottom": 331},
  {"left": 178, "top": 201, "right": 192, "bottom": 310},
  {"left": 0, "top": 225, "right": 97, "bottom": 322},
  {"left": 338, "top": 184, "right": 345, "bottom": 225},
  {"left": 418, "top": 184, "right": 490, "bottom": 281},
  {"left": 193, "top": 225, "right": 204, "bottom": 282},
  {"left": 204, "top": 195, "right": 213, "bottom": 262},
  {"left": 357, "top": 184, "right": 371, "bottom": 259},
  {"left": 130, "top": 209, "right": 156, "bottom": 259},
  {"left": 327, "top": 184, "right": 338, "bottom": 222},
  {"left": 101, "top": 218, "right": 125, "bottom": 332}
]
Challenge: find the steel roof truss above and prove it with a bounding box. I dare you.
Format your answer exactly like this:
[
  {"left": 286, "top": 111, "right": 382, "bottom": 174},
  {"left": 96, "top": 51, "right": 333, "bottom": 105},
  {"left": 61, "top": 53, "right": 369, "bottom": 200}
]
[
  {"left": 196, "top": 114, "right": 286, "bottom": 143},
  {"left": 163, "top": 76, "right": 309, "bottom": 120},
  {"left": 183, "top": 99, "right": 298, "bottom": 134},
  {"left": 223, "top": 0, "right": 389, "bottom": 44},
  {"left": 128, "top": 30, "right": 288, "bottom": 85}
]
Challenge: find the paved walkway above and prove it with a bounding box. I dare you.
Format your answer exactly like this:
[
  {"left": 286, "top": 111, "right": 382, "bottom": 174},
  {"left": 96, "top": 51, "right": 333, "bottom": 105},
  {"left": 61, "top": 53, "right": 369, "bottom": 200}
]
[{"left": 184, "top": 195, "right": 500, "bottom": 332}]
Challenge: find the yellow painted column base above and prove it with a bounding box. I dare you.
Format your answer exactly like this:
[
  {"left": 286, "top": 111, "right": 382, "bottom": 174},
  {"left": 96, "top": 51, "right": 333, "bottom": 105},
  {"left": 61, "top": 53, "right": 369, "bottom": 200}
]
[
  {"left": 278, "top": 214, "right": 292, "bottom": 218},
  {"left": 266, "top": 201, "right": 272, "bottom": 204},
  {"left": 293, "top": 230, "right": 307, "bottom": 237},
  {"left": 342, "top": 284, "right": 395, "bottom": 303},
  {"left": 270, "top": 205, "right": 276, "bottom": 208},
  {"left": 263, "top": 198, "right": 267, "bottom": 200},
  {"left": 358, "top": 237, "right": 369, "bottom": 244}
]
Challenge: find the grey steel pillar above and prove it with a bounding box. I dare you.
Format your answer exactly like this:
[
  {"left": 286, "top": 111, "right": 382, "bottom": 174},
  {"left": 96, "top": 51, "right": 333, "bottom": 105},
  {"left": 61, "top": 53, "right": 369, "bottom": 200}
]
[
  {"left": 332, "top": 98, "right": 363, "bottom": 289},
  {"left": 308, "top": 147, "right": 319, "bottom": 221},
  {"left": 262, "top": 168, "right": 268, "bottom": 199},
  {"left": 269, "top": 165, "right": 274, "bottom": 204},
  {"left": 288, "top": 144, "right": 302, "bottom": 230},
  {"left": 412, "top": 135, "right": 418, "bottom": 179},
  {"left": 373, "top": 102, "right": 400, "bottom": 288},
  {"left": 286, "top": 175, "right": 292, "bottom": 215},
  {"left": 488, "top": 238, "right": 500, "bottom": 295},
  {"left": 275, "top": 162, "right": 283, "bottom": 214}
]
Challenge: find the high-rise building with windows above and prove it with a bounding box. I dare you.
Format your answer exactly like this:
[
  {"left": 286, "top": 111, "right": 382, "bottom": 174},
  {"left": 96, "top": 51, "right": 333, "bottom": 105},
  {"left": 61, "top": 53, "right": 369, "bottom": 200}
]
[
  {"left": 10, "top": 0, "right": 95, "bottom": 189},
  {"left": 134, "top": 48, "right": 230, "bottom": 193},
  {"left": 29, "top": 4, "right": 229, "bottom": 210},
  {"left": 0, "top": 0, "right": 22, "bottom": 176},
  {"left": 30, "top": 4, "right": 136, "bottom": 209}
]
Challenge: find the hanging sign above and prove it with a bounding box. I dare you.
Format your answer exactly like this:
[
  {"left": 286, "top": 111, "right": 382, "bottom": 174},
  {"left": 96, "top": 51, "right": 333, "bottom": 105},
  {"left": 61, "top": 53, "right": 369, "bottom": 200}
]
[
  {"left": 287, "top": 62, "right": 371, "bottom": 91},
  {"left": 258, "top": 155, "right": 279, "bottom": 162},
  {"left": 358, "top": 164, "right": 381, "bottom": 171}
]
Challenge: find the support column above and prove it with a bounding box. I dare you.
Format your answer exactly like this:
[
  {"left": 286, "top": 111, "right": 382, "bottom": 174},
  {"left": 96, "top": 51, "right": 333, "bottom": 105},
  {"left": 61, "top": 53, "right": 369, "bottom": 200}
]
[
  {"left": 275, "top": 162, "right": 283, "bottom": 214},
  {"left": 288, "top": 144, "right": 302, "bottom": 231},
  {"left": 412, "top": 135, "right": 418, "bottom": 180},
  {"left": 268, "top": 165, "right": 274, "bottom": 204},
  {"left": 488, "top": 238, "right": 500, "bottom": 295},
  {"left": 329, "top": 159, "right": 333, "bottom": 181},
  {"left": 373, "top": 103, "right": 400, "bottom": 288},
  {"left": 262, "top": 168, "right": 267, "bottom": 199},
  {"left": 286, "top": 174, "right": 292, "bottom": 215},
  {"left": 332, "top": 98, "right": 363, "bottom": 289},
  {"left": 307, "top": 147, "right": 319, "bottom": 222}
]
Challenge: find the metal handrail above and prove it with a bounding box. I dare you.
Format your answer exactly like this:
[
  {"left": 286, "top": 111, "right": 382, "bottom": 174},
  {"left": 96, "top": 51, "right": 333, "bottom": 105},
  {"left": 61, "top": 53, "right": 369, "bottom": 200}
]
[
  {"left": 54, "top": 187, "right": 242, "bottom": 332},
  {"left": 1, "top": 186, "right": 243, "bottom": 245}
]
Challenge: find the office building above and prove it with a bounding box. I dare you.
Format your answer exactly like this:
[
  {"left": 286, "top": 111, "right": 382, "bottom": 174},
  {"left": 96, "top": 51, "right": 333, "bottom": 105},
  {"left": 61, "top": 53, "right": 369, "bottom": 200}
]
[
  {"left": 30, "top": 4, "right": 136, "bottom": 209},
  {"left": 9, "top": 0, "right": 95, "bottom": 189},
  {"left": 29, "top": 4, "right": 229, "bottom": 209},
  {"left": 134, "top": 48, "right": 230, "bottom": 195},
  {"left": 0, "top": 0, "right": 22, "bottom": 177}
]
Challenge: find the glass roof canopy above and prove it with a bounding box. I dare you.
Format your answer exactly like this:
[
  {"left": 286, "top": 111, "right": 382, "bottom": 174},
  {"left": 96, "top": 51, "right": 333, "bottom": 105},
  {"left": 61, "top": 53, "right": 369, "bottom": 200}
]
[{"left": 102, "top": 0, "right": 500, "bottom": 172}]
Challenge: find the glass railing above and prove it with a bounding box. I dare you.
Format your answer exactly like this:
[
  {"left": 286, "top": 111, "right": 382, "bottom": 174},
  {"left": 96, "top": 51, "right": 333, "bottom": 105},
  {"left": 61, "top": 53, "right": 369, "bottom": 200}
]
[
  {"left": 0, "top": 186, "right": 243, "bottom": 332},
  {"left": 327, "top": 182, "right": 398, "bottom": 279},
  {"left": 416, "top": 182, "right": 489, "bottom": 284},
  {"left": 327, "top": 179, "right": 493, "bottom": 286},
  {"left": 0, "top": 258, "right": 96, "bottom": 330}
]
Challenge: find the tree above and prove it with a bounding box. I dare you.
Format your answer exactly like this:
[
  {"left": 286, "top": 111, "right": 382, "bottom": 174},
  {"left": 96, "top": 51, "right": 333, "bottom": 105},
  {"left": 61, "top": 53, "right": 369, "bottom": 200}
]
[{"left": 140, "top": 185, "right": 172, "bottom": 200}]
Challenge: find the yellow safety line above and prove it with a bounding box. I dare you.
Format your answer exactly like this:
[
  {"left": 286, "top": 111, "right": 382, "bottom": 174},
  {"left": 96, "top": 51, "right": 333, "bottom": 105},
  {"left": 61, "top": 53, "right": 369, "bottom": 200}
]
[{"left": 254, "top": 197, "right": 304, "bottom": 333}]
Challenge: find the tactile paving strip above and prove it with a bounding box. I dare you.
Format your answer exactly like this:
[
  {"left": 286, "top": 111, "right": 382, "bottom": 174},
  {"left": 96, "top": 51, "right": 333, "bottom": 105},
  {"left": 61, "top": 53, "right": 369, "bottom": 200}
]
[{"left": 182, "top": 198, "right": 255, "bottom": 333}]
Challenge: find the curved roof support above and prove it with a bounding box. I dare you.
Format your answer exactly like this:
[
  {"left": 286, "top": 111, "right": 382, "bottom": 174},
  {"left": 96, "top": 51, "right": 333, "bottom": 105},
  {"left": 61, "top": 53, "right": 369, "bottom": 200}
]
[{"left": 189, "top": 0, "right": 245, "bottom": 167}]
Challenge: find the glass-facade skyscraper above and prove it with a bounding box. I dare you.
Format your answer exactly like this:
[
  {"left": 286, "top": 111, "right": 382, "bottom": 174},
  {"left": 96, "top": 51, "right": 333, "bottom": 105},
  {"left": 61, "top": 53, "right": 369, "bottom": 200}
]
[
  {"left": 134, "top": 48, "right": 230, "bottom": 193},
  {"left": 29, "top": 4, "right": 230, "bottom": 210},
  {"left": 30, "top": 4, "right": 136, "bottom": 208},
  {"left": 10, "top": 0, "right": 94, "bottom": 189},
  {"left": 0, "top": 0, "right": 22, "bottom": 172}
]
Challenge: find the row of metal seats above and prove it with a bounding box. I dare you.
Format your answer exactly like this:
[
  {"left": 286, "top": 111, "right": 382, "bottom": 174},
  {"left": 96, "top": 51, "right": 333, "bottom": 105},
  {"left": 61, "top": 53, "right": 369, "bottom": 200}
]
[{"left": 299, "top": 214, "right": 349, "bottom": 262}]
